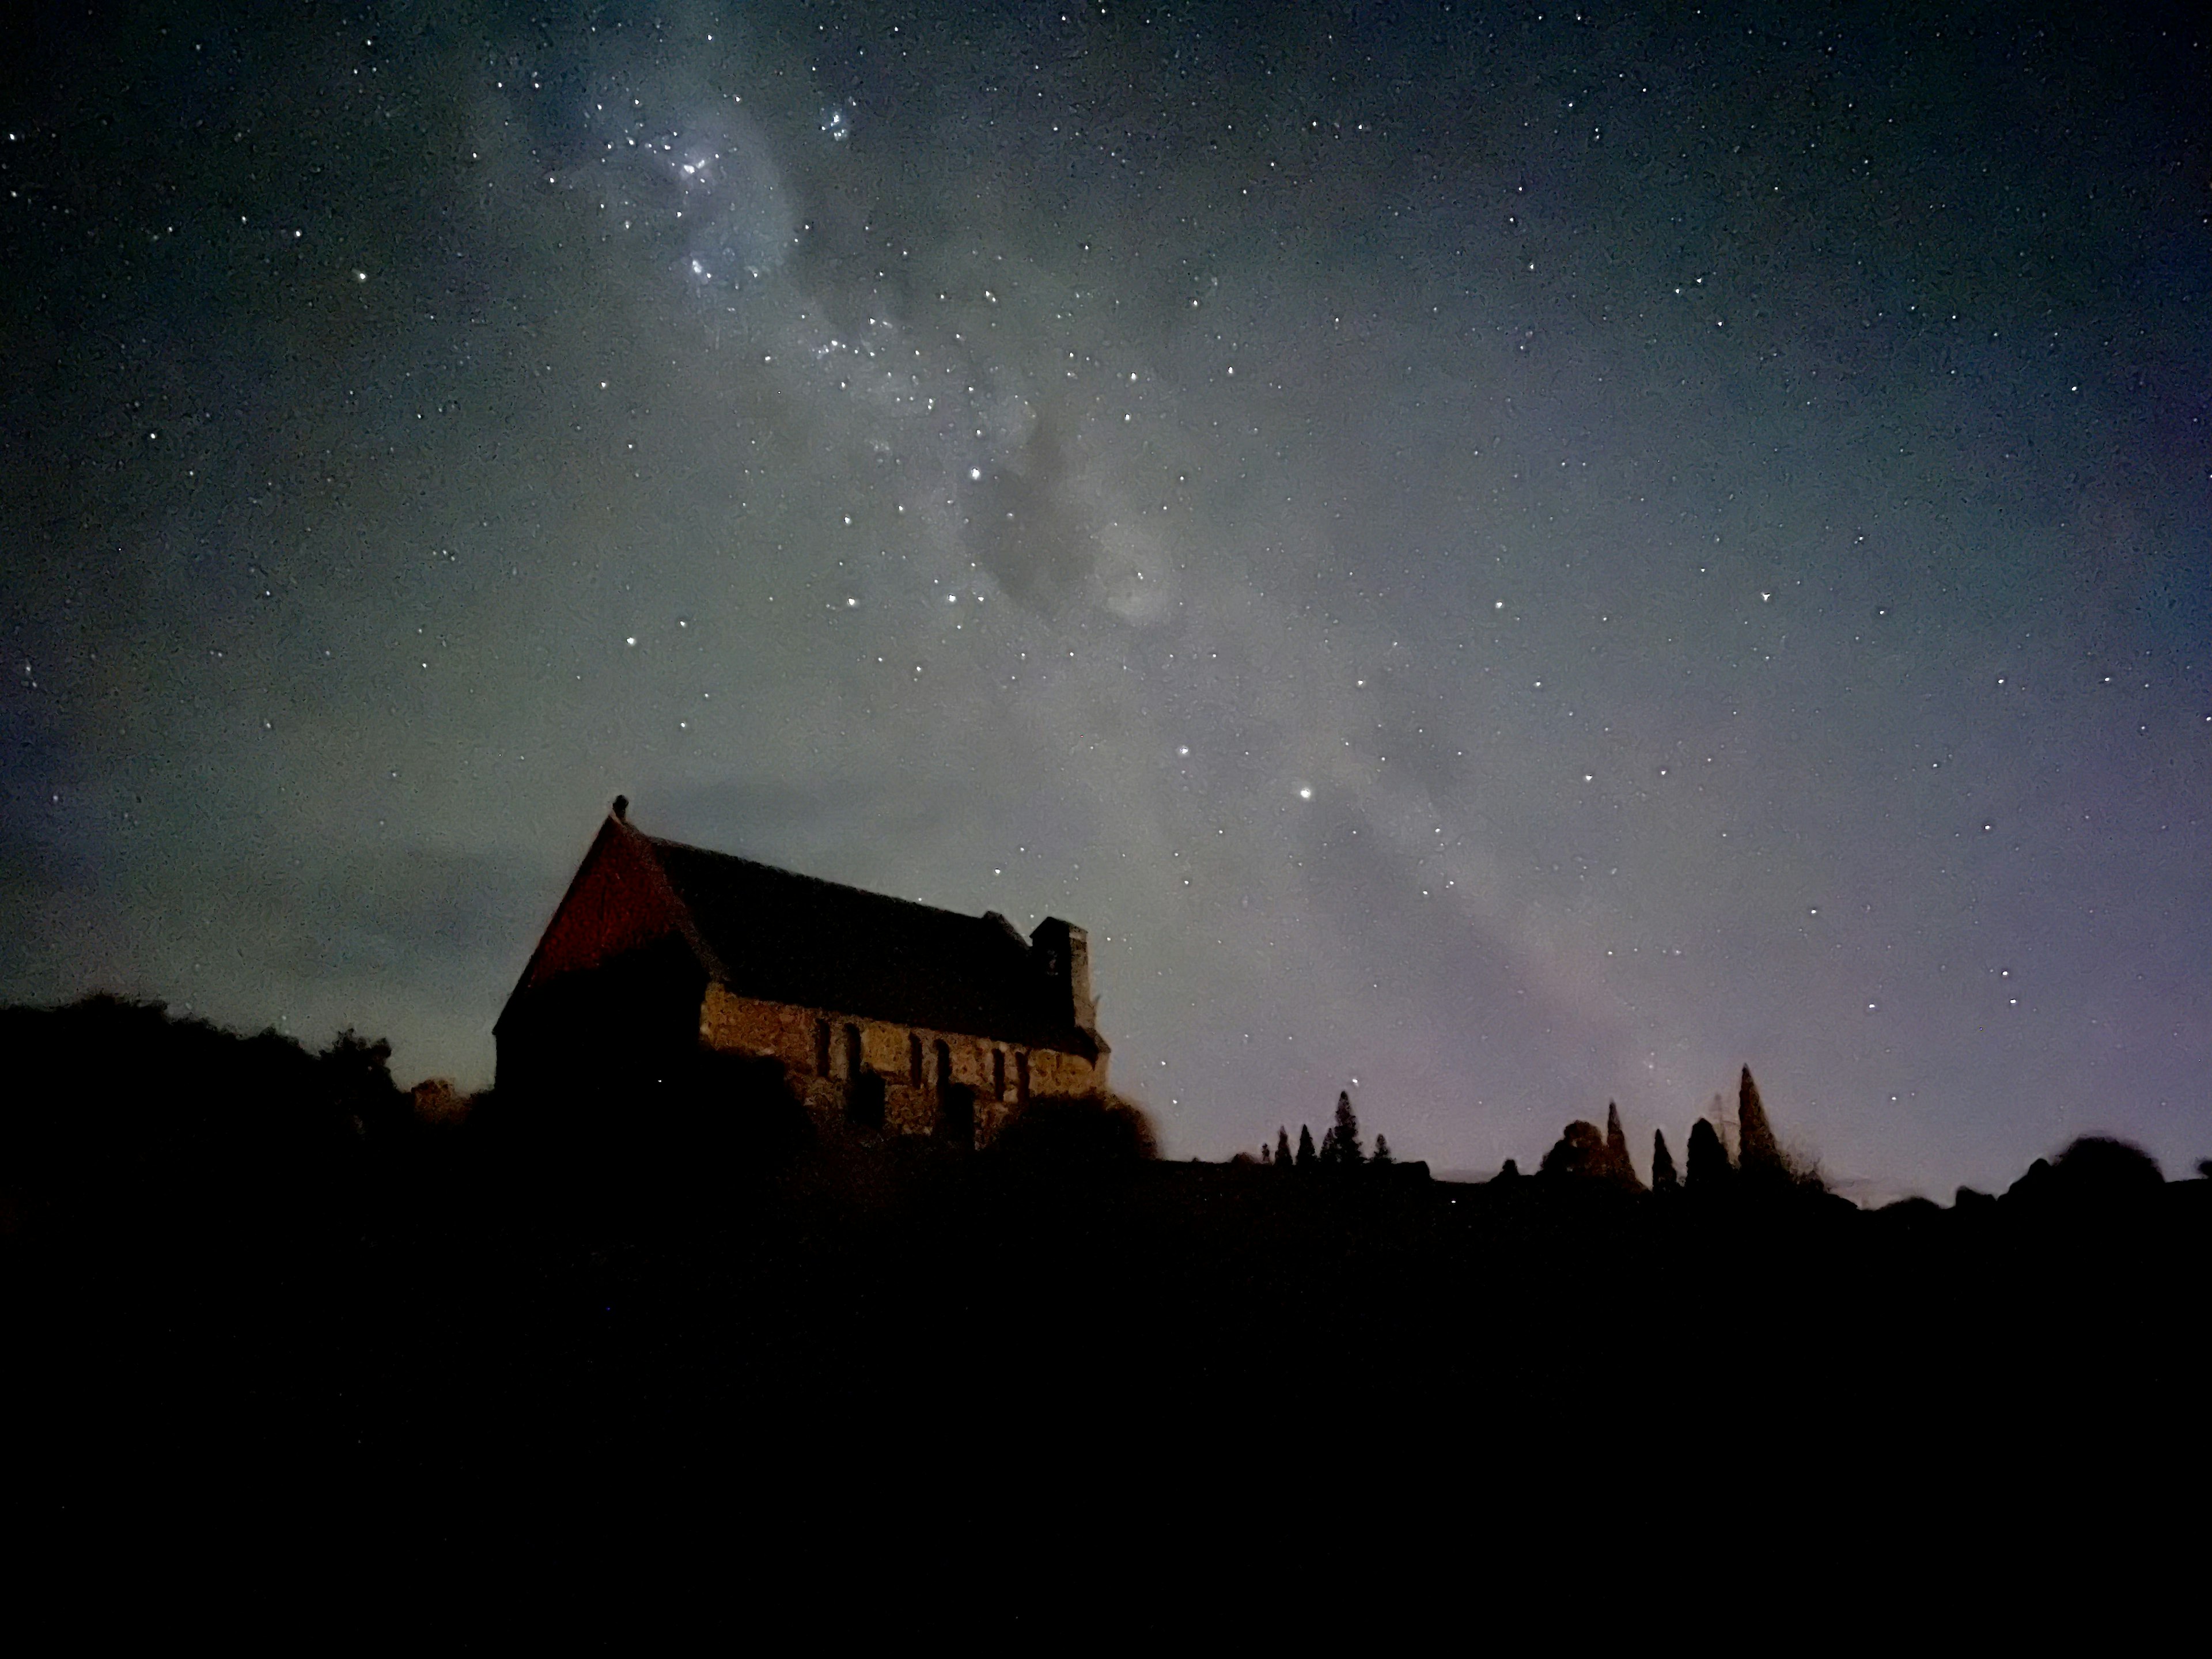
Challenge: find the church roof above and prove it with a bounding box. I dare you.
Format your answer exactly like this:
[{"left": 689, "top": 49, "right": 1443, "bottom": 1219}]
[{"left": 501, "top": 804, "right": 1101, "bottom": 1058}]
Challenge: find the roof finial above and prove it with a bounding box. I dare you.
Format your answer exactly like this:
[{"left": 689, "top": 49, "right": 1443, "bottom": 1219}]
[{"left": 612, "top": 794, "right": 629, "bottom": 821}]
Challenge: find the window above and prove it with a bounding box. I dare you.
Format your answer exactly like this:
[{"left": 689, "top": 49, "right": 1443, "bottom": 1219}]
[
  {"left": 843, "top": 1023, "right": 862, "bottom": 1080},
  {"left": 909, "top": 1032, "right": 923, "bottom": 1086},
  {"left": 1016, "top": 1051, "right": 1030, "bottom": 1105},
  {"left": 814, "top": 1018, "right": 831, "bottom": 1076},
  {"left": 993, "top": 1050, "right": 1006, "bottom": 1099},
  {"left": 934, "top": 1039, "right": 952, "bottom": 1093}
]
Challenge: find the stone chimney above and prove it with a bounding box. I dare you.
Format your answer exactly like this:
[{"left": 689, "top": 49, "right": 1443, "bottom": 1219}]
[{"left": 1029, "top": 916, "right": 1096, "bottom": 1034}]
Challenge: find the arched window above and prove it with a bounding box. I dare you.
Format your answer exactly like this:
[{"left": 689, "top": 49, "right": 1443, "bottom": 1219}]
[
  {"left": 908, "top": 1032, "right": 923, "bottom": 1087},
  {"left": 1016, "top": 1051, "right": 1030, "bottom": 1105},
  {"left": 843, "top": 1023, "right": 862, "bottom": 1080},
  {"left": 934, "top": 1039, "right": 952, "bottom": 1093},
  {"left": 814, "top": 1018, "right": 831, "bottom": 1076}
]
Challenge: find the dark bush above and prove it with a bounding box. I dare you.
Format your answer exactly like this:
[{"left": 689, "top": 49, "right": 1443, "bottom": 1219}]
[
  {"left": 1539, "top": 1119, "right": 1604, "bottom": 1180},
  {"left": 987, "top": 1092, "right": 1158, "bottom": 1168},
  {"left": 0, "top": 994, "right": 377, "bottom": 1244},
  {"left": 2047, "top": 1135, "right": 2164, "bottom": 1200}
]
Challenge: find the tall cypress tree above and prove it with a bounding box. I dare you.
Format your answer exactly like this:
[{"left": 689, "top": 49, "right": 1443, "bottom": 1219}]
[
  {"left": 1275, "top": 1126, "right": 1294, "bottom": 1169},
  {"left": 1737, "top": 1066, "right": 1789, "bottom": 1183},
  {"left": 1319, "top": 1090, "right": 1363, "bottom": 1166},
  {"left": 1651, "top": 1128, "right": 1679, "bottom": 1192},
  {"left": 1295, "top": 1124, "right": 1317, "bottom": 1168},
  {"left": 1685, "top": 1118, "right": 1731, "bottom": 1189},
  {"left": 1603, "top": 1101, "right": 1641, "bottom": 1189}
]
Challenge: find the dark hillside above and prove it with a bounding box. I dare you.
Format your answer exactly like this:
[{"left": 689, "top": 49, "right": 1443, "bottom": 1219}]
[{"left": 4, "top": 997, "right": 2205, "bottom": 1585}]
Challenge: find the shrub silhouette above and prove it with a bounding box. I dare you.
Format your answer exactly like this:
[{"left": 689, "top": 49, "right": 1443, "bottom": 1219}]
[
  {"left": 472, "top": 1040, "right": 809, "bottom": 1174},
  {"left": 2051, "top": 1135, "right": 2162, "bottom": 1189},
  {"left": 1685, "top": 1118, "right": 1732, "bottom": 1190},
  {"left": 988, "top": 1092, "right": 1158, "bottom": 1168},
  {"left": 0, "top": 994, "right": 376, "bottom": 1243},
  {"left": 2002, "top": 1135, "right": 2166, "bottom": 1217},
  {"left": 1540, "top": 1119, "right": 1605, "bottom": 1180},
  {"left": 939, "top": 1080, "right": 978, "bottom": 1149},
  {"left": 846, "top": 1068, "right": 887, "bottom": 1132}
]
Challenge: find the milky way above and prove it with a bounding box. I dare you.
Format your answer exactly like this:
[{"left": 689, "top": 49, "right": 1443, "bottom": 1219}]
[{"left": 3, "top": 2, "right": 2206, "bottom": 1196}]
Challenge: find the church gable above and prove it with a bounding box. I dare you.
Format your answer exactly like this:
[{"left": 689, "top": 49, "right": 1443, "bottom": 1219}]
[{"left": 502, "top": 811, "right": 706, "bottom": 1016}]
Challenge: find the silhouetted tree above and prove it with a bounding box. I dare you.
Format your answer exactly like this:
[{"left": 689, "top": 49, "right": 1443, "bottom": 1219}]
[
  {"left": 1651, "top": 1129, "right": 1678, "bottom": 1193},
  {"left": 1685, "top": 1118, "right": 1732, "bottom": 1190},
  {"left": 1540, "top": 1120, "right": 1604, "bottom": 1180},
  {"left": 1296, "top": 1124, "right": 1317, "bottom": 1168},
  {"left": 1602, "top": 1102, "right": 1642, "bottom": 1189},
  {"left": 1734, "top": 1066, "right": 1787, "bottom": 1185},
  {"left": 1495, "top": 1158, "right": 1521, "bottom": 1181},
  {"left": 321, "top": 1027, "right": 407, "bottom": 1139},
  {"left": 1320, "top": 1090, "right": 1364, "bottom": 1166},
  {"left": 2051, "top": 1135, "right": 2161, "bottom": 1187},
  {"left": 2001, "top": 1135, "right": 2164, "bottom": 1215},
  {"left": 1372, "top": 1134, "right": 1393, "bottom": 1166},
  {"left": 1736, "top": 1067, "right": 1789, "bottom": 1184},
  {"left": 1276, "top": 1126, "right": 1294, "bottom": 1169}
]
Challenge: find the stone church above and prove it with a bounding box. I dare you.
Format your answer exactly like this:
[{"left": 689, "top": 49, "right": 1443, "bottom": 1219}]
[{"left": 494, "top": 798, "right": 1110, "bottom": 1146}]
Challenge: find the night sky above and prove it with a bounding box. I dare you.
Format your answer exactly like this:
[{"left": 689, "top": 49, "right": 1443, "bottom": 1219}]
[{"left": 5, "top": 2, "right": 2206, "bottom": 1197}]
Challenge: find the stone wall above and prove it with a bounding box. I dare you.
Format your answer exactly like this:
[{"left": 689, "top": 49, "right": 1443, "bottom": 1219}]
[{"left": 696, "top": 983, "right": 1101, "bottom": 1145}]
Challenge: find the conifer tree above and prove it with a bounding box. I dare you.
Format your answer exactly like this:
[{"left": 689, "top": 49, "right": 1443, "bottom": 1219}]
[
  {"left": 1603, "top": 1101, "right": 1641, "bottom": 1188},
  {"left": 1737, "top": 1066, "right": 1789, "bottom": 1183},
  {"left": 1651, "top": 1128, "right": 1679, "bottom": 1192},
  {"left": 1685, "top": 1117, "right": 1731, "bottom": 1189},
  {"left": 1296, "top": 1124, "right": 1317, "bottom": 1168},
  {"left": 1372, "top": 1134, "right": 1393, "bottom": 1165},
  {"left": 1319, "top": 1090, "right": 1364, "bottom": 1166},
  {"left": 1276, "top": 1126, "right": 1294, "bottom": 1168}
]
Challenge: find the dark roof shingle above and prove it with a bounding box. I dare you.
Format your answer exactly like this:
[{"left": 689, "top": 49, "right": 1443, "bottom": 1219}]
[{"left": 646, "top": 837, "right": 1097, "bottom": 1056}]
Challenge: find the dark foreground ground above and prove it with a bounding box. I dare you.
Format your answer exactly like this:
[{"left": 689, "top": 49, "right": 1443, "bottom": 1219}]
[
  {"left": 3, "top": 1001, "right": 2204, "bottom": 1618},
  {"left": 9, "top": 1120, "right": 2207, "bottom": 1593}
]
